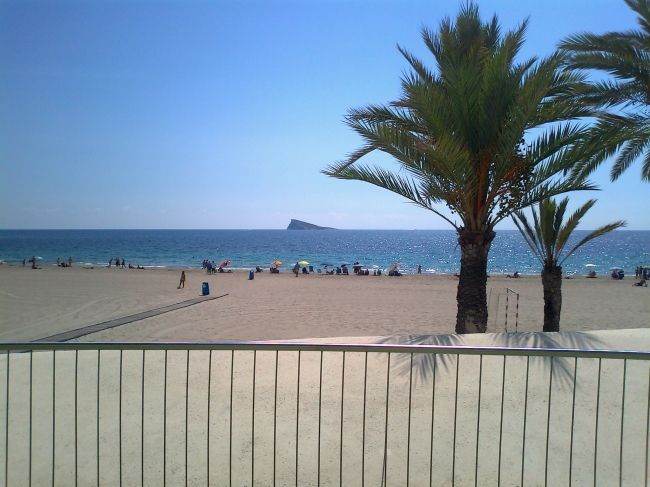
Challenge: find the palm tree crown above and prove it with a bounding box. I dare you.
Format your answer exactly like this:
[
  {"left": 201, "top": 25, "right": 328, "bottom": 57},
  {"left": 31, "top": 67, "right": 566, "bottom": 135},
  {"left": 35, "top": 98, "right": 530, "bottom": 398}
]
[
  {"left": 324, "top": 3, "right": 596, "bottom": 234},
  {"left": 559, "top": 0, "right": 650, "bottom": 181},
  {"left": 512, "top": 198, "right": 627, "bottom": 270}
]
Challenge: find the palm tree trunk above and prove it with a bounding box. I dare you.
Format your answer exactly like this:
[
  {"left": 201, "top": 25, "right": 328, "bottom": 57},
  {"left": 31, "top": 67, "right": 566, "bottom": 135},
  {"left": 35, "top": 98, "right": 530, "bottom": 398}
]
[
  {"left": 455, "top": 228, "right": 495, "bottom": 334},
  {"left": 541, "top": 265, "right": 562, "bottom": 332}
]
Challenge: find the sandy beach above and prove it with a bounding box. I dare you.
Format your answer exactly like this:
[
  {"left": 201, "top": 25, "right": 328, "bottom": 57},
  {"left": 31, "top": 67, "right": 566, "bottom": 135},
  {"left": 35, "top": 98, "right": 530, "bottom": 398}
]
[
  {"left": 2, "top": 265, "right": 650, "bottom": 486},
  {"left": 0, "top": 265, "right": 648, "bottom": 343}
]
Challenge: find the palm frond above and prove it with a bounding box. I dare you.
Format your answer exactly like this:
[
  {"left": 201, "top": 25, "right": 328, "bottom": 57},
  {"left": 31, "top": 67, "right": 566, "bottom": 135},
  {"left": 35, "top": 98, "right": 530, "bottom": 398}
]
[{"left": 558, "top": 220, "right": 627, "bottom": 266}]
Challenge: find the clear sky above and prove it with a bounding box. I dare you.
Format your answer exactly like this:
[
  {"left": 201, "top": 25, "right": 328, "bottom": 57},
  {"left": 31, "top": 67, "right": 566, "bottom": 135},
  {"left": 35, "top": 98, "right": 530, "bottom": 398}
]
[{"left": 1, "top": 0, "right": 647, "bottom": 230}]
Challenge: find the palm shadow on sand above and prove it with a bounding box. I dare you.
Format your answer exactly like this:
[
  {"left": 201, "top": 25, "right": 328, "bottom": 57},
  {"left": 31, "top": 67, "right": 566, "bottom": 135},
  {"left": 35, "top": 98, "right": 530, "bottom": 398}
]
[{"left": 380, "top": 331, "right": 607, "bottom": 388}]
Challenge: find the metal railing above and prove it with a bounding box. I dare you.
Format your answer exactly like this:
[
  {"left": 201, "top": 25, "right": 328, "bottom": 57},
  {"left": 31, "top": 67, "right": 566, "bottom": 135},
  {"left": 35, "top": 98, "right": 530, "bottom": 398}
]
[{"left": 1, "top": 342, "right": 649, "bottom": 486}]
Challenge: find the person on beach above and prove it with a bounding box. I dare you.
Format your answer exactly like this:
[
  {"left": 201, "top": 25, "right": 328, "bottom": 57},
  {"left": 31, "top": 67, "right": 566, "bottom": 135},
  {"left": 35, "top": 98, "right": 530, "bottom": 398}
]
[
  {"left": 417, "top": 264, "right": 422, "bottom": 274},
  {"left": 22, "top": 259, "right": 25, "bottom": 267},
  {"left": 178, "top": 271, "right": 186, "bottom": 289},
  {"left": 294, "top": 262, "right": 300, "bottom": 277},
  {"left": 57, "top": 258, "right": 60, "bottom": 266},
  {"left": 69, "top": 257, "right": 73, "bottom": 267}
]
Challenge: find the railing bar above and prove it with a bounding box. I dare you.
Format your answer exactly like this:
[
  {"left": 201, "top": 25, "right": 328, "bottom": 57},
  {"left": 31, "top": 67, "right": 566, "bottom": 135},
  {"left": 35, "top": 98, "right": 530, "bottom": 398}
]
[
  {"left": 544, "top": 357, "right": 554, "bottom": 487},
  {"left": 73, "top": 350, "right": 79, "bottom": 487},
  {"left": 452, "top": 354, "right": 460, "bottom": 487},
  {"left": 229, "top": 350, "right": 234, "bottom": 487},
  {"left": 497, "top": 355, "right": 506, "bottom": 487},
  {"left": 118, "top": 351, "right": 122, "bottom": 487},
  {"left": 30, "top": 351, "right": 33, "bottom": 487},
  {"left": 185, "top": 350, "right": 190, "bottom": 487},
  {"left": 619, "top": 359, "right": 627, "bottom": 487},
  {"left": 318, "top": 351, "right": 323, "bottom": 487},
  {"left": 97, "top": 350, "right": 101, "bottom": 487},
  {"left": 3, "top": 342, "right": 650, "bottom": 360},
  {"left": 295, "top": 351, "right": 301, "bottom": 487},
  {"left": 339, "top": 351, "right": 345, "bottom": 487},
  {"left": 273, "top": 350, "right": 278, "bottom": 487},
  {"left": 163, "top": 350, "right": 168, "bottom": 487},
  {"left": 252, "top": 350, "right": 256, "bottom": 487},
  {"left": 569, "top": 357, "right": 578, "bottom": 487},
  {"left": 429, "top": 354, "right": 437, "bottom": 487},
  {"left": 646, "top": 361, "right": 650, "bottom": 487},
  {"left": 381, "top": 353, "right": 391, "bottom": 487},
  {"left": 141, "top": 350, "right": 145, "bottom": 487},
  {"left": 4, "top": 350, "right": 9, "bottom": 487},
  {"left": 52, "top": 350, "right": 55, "bottom": 487},
  {"left": 521, "top": 356, "right": 530, "bottom": 487},
  {"left": 207, "top": 350, "right": 212, "bottom": 487},
  {"left": 474, "top": 355, "right": 483, "bottom": 487},
  {"left": 361, "top": 351, "right": 368, "bottom": 487},
  {"left": 594, "top": 358, "right": 602, "bottom": 487},
  {"left": 406, "top": 353, "right": 413, "bottom": 487}
]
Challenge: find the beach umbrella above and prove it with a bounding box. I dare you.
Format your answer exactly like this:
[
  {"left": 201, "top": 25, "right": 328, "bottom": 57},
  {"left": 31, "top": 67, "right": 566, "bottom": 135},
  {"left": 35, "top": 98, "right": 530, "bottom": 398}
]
[
  {"left": 372, "top": 265, "right": 379, "bottom": 269},
  {"left": 339, "top": 261, "right": 350, "bottom": 266},
  {"left": 271, "top": 261, "right": 282, "bottom": 266},
  {"left": 610, "top": 267, "right": 623, "bottom": 270},
  {"left": 298, "top": 261, "right": 309, "bottom": 265},
  {"left": 219, "top": 260, "right": 231, "bottom": 267},
  {"left": 321, "top": 262, "right": 334, "bottom": 266},
  {"left": 585, "top": 264, "right": 597, "bottom": 267},
  {"left": 388, "top": 262, "right": 402, "bottom": 273}
]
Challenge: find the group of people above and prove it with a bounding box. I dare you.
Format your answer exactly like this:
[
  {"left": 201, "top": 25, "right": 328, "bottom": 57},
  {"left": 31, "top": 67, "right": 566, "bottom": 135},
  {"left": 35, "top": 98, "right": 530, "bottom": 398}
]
[
  {"left": 635, "top": 266, "right": 649, "bottom": 280},
  {"left": 202, "top": 259, "right": 230, "bottom": 274},
  {"left": 203, "top": 260, "right": 219, "bottom": 274},
  {"left": 109, "top": 257, "right": 126, "bottom": 268},
  {"left": 56, "top": 257, "right": 73, "bottom": 267}
]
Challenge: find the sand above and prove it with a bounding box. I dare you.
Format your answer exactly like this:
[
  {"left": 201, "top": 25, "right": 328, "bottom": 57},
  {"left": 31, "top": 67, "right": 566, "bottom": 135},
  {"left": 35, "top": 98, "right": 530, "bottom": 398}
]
[
  {"left": 2, "top": 265, "right": 650, "bottom": 485},
  {"left": 0, "top": 265, "right": 648, "bottom": 343}
]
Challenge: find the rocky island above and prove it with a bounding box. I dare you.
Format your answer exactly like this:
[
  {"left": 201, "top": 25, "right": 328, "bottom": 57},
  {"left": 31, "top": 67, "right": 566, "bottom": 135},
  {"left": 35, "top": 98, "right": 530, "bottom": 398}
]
[{"left": 287, "top": 219, "right": 336, "bottom": 230}]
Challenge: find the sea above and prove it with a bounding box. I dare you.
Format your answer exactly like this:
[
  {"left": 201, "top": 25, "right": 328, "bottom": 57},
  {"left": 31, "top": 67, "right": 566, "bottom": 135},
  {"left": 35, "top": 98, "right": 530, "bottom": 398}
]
[{"left": 0, "top": 230, "right": 648, "bottom": 276}]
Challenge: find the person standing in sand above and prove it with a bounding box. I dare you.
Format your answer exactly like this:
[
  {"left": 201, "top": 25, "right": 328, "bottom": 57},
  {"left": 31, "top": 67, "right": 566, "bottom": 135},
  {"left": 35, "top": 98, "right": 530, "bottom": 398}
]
[
  {"left": 178, "top": 271, "right": 186, "bottom": 289},
  {"left": 294, "top": 262, "right": 300, "bottom": 277},
  {"left": 68, "top": 257, "right": 73, "bottom": 267}
]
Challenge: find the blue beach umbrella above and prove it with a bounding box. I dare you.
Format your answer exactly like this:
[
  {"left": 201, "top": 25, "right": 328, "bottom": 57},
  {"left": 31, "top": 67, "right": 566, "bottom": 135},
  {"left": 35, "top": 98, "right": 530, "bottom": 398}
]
[{"left": 321, "top": 262, "right": 334, "bottom": 266}]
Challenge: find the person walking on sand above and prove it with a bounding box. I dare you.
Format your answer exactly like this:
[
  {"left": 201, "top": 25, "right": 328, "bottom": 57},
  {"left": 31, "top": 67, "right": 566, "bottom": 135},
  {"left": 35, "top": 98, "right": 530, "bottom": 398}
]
[
  {"left": 294, "top": 262, "right": 300, "bottom": 277},
  {"left": 69, "top": 257, "right": 73, "bottom": 267},
  {"left": 178, "top": 270, "right": 186, "bottom": 289},
  {"left": 417, "top": 264, "right": 422, "bottom": 274}
]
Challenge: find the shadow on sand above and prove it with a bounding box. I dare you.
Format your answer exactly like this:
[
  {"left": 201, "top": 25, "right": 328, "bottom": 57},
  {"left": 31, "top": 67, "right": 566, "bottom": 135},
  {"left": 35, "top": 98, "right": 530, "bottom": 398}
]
[{"left": 380, "top": 331, "right": 607, "bottom": 388}]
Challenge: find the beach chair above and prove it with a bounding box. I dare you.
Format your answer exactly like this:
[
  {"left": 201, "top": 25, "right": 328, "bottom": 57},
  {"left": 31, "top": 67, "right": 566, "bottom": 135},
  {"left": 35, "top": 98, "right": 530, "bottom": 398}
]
[
  {"left": 317, "top": 268, "right": 322, "bottom": 274},
  {"left": 336, "top": 267, "right": 342, "bottom": 274},
  {"left": 309, "top": 265, "right": 314, "bottom": 273}
]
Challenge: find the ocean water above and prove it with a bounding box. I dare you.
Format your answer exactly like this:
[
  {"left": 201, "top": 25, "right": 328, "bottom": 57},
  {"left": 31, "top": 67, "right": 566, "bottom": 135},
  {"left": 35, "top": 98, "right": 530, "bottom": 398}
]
[{"left": 0, "top": 230, "right": 648, "bottom": 275}]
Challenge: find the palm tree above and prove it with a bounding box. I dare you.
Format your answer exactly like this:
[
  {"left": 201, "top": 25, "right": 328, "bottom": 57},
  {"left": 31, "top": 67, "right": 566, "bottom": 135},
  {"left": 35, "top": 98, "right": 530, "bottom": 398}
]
[
  {"left": 322, "top": 3, "right": 608, "bottom": 333},
  {"left": 559, "top": 0, "right": 650, "bottom": 181},
  {"left": 512, "top": 198, "right": 626, "bottom": 332}
]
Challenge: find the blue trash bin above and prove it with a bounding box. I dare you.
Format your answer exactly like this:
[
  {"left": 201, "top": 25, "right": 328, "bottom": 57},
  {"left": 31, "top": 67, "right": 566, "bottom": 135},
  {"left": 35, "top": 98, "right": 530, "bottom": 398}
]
[
  {"left": 249, "top": 269, "right": 254, "bottom": 280},
  {"left": 202, "top": 282, "right": 210, "bottom": 295}
]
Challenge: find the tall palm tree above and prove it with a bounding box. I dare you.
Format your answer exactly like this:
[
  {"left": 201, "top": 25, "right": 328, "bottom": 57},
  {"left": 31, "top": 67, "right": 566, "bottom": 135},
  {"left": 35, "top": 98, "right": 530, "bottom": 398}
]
[
  {"left": 559, "top": 0, "right": 650, "bottom": 181},
  {"left": 512, "top": 199, "right": 626, "bottom": 332},
  {"left": 322, "top": 3, "right": 608, "bottom": 333}
]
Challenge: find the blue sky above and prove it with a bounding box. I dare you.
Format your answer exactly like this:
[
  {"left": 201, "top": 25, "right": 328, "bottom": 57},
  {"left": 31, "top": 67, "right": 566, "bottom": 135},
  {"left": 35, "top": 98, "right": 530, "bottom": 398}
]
[{"left": 1, "top": 0, "right": 647, "bottom": 230}]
